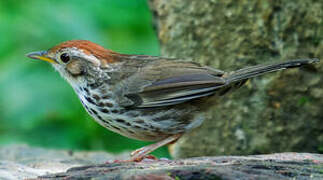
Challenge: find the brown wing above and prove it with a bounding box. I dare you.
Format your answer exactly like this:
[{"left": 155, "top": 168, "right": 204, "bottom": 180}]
[{"left": 116, "top": 58, "right": 226, "bottom": 108}]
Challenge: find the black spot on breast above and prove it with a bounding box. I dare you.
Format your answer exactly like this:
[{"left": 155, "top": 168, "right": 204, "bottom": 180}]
[
  {"left": 116, "top": 119, "right": 131, "bottom": 126},
  {"left": 105, "top": 102, "right": 114, "bottom": 107},
  {"left": 100, "top": 108, "right": 110, "bottom": 113},
  {"left": 85, "top": 96, "right": 95, "bottom": 105},
  {"left": 110, "top": 125, "right": 121, "bottom": 131},
  {"left": 102, "top": 121, "right": 112, "bottom": 128},
  {"left": 134, "top": 120, "right": 145, "bottom": 124},
  {"left": 96, "top": 114, "right": 103, "bottom": 121},
  {"left": 102, "top": 119, "right": 111, "bottom": 125},
  {"left": 102, "top": 95, "right": 111, "bottom": 99},
  {"left": 116, "top": 119, "right": 125, "bottom": 123},
  {"left": 94, "top": 115, "right": 111, "bottom": 126},
  {"left": 92, "top": 94, "right": 100, "bottom": 101},
  {"left": 83, "top": 87, "right": 89, "bottom": 94},
  {"left": 142, "top": 127, "right": 148, "bottom": 131},
  {"left": 97, "top": 102, "right": 105, "bottom": 107},
  {"left": 111, "top": 109, "right": 119, "bottom": 113},
  {"left": 84, "top": 104, "right": 90, "bottom": 111},
  {"left": 97, "top": 102, "right": 114, "bottom": 108},
  {"left": 90, "top": 108, "right": 98, "bottom": 115},
  {"left": 89, "top": 83, "right": 101, "bottom": 89}
]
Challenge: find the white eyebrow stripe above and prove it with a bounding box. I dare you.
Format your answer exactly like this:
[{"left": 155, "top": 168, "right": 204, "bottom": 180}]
[{"left": 69, "top": 47, "right": 102, "bottom": 67}]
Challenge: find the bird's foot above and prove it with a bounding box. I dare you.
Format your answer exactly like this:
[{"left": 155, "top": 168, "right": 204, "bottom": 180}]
[
  {"left": 130, "top": 134, "right": 182, "bottom": 161},
  {"left": 105, "top": 154, "right": 159, "bottom": 164},
  {"left": 106, "top": 134, "right": 181, "bottom": 164}
]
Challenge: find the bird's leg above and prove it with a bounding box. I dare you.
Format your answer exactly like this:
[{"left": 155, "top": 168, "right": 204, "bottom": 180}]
[{"left": 130, "top": 134, "right": 182, "bottom": 161}]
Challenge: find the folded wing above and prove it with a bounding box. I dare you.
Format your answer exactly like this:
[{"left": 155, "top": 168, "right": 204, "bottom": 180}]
[{"left": 119, "top": 59, "right": 226, "bottom": 108}]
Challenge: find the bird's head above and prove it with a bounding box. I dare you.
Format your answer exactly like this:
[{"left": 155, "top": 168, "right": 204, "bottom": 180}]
[{"left": 26, "top": 40, "right": 120, "bottom": 88}]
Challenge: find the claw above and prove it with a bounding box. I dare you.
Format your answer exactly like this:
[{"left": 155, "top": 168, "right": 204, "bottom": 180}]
[
  {"left": 105, "top": 154, "right": 159, "bottom": 164},
  {"left": 130, "top": 134, "right": 182, "bottom": 161},
  {"left": 105, "top": 134, "right": 182, "bottom": 163}
]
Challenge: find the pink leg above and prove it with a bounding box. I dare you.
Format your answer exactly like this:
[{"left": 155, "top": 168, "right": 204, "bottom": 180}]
[{"left": 130, "top": 134, "right": 182, "bottom": 161}]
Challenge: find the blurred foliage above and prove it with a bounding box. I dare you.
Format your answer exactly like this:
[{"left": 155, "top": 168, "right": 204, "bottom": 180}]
[{"left": 0, "top": 0, "right": 170, "bottom": 157}]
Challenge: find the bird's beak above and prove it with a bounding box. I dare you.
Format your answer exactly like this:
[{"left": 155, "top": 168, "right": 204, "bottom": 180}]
[{"left": 26, "top": 51, "right": 56, "bottom": 64}]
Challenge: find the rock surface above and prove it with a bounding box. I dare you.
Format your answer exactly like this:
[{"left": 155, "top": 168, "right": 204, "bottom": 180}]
[
  {"left": 149, "top": 0, "right": 323, "bottom": 158},
  {"left": 37, "top": 153, "right": 323, "bottom": 180},
  {"left": 0, "top": 144, "right": 129, "bottom": 180},
  {"left": 0, "top": 144, "right": 322, "bottom": 179}
]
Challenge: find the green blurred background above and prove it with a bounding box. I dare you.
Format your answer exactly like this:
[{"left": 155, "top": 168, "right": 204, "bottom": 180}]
[{"left": 0, "top": 0, "right": 170, "bottom": 157}]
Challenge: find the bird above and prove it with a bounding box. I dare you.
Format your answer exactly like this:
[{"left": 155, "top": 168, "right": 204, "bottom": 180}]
[{"left": 26, "top": 40, "right": 319, "bottom": 161}]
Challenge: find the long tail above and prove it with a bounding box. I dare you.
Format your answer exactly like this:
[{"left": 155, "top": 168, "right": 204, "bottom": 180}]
[{"left": 225, "top": 58, "right": 319, "bottom": 83}]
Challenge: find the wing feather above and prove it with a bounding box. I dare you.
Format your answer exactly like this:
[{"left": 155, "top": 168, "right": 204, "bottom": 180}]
[{"left": 118, "top": 59, "right": 226, "bottom": 108}]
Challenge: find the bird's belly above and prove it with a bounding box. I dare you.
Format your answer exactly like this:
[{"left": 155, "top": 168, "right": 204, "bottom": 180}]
[
  {"left": 93, "top": 108, "right": 204, "bottom": 141},
  {"left": 77, "top": 88, "right": 205, "bottom": 141},
  {"left": 84, "top": 102, "right": 204, "bottom": 141}
]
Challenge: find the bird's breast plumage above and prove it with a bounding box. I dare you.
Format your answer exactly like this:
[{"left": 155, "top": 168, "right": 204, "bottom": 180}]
[{"left": 74, "top": 82, "right": 205, "bottom": 141}]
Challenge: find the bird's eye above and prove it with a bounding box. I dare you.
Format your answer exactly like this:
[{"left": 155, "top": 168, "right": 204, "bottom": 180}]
[{"left": 60, "top": 53, "right": 70, "bottom": 63}]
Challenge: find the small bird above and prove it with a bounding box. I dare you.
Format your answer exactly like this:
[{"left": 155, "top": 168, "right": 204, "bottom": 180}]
[{"left": 26, "top": 40, "right": 319, "bottom": 161}]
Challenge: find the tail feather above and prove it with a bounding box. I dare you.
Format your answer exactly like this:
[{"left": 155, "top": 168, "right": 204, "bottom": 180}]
[{"left": 225, "top": 58, "right": 319, "bottom": 83}]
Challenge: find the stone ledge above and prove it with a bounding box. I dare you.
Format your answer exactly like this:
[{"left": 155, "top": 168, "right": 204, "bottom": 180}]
[
  {"left": 36, "top": 153, "right": 323, "bottom": 180},
  {"left": 1, "top": 144, "right": 322, "bottom": 180}
]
